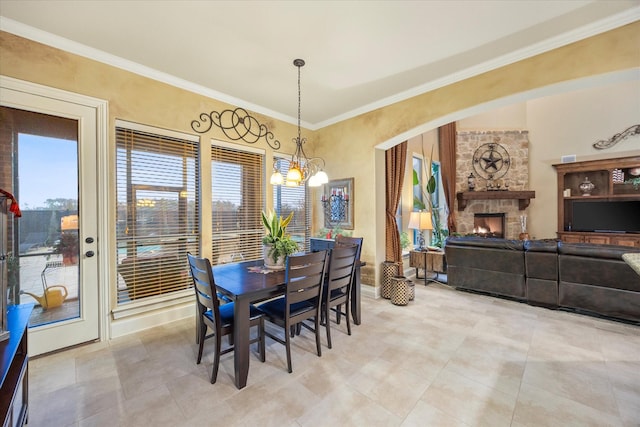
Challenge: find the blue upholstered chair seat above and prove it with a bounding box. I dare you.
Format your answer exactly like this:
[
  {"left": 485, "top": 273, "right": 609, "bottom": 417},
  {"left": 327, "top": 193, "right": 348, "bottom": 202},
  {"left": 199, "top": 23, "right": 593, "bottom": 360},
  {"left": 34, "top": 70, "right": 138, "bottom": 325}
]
[
  {"left": 258, "top": 297, "right": 315, "bottom": 319},
  {"left": 204, "top": 303, "right": 264, "bottom": 327}
]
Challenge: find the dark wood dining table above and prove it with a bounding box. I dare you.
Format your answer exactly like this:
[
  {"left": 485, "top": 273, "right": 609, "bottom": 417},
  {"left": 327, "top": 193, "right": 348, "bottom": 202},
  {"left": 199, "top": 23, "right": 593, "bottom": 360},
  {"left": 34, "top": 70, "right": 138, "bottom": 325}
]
[
  {"left": 212, "top": 257, "right": 364, "bottom": 389},
  {"left": 212, "top": 259, "right": 286, "bottom": 389}
]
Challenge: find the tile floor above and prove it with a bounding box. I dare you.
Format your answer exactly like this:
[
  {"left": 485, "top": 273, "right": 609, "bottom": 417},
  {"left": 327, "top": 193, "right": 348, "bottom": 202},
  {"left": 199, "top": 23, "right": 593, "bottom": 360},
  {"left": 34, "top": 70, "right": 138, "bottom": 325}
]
[{"left": 28, "top": 283, "right": 640, "bottom": 426}]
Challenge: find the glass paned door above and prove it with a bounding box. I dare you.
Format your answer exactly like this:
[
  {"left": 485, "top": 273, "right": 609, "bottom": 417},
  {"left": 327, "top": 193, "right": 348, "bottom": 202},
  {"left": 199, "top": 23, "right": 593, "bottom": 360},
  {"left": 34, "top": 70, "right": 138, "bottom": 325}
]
[
  {"left": 16, "top": 132, "right": 80, "bottom": 326},
  {"left": 0, "top": 85, "right": 101, "bottom": 356}
]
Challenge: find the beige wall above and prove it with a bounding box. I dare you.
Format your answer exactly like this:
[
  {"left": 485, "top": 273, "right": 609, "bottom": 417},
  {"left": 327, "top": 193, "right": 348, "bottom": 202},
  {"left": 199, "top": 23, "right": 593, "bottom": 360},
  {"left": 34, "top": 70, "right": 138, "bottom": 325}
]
[
  {"left": 527, "top": 78, "right": 640, "bottom": 238},
  {"left": 2, "top": 21, "right": 639, "bottom": 295},
  {"left": 315, "top": 21, "right": 639, "bottom": 289}
]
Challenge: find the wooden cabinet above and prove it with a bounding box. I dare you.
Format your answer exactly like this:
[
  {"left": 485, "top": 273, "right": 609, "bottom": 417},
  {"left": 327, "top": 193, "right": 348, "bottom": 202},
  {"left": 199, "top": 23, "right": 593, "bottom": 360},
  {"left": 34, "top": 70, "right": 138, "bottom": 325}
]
[
  {"left": 1, "top": 304, "right": 32, "bottom": 427},
  {"left": 553, "top": 156, "right": 640, "bottom": 247},
  {"left": 611, "top": 235, "right": 640, "bottom": 247},
  {"left": 557, "top": 232, "right": 585, "bottom": 244}
]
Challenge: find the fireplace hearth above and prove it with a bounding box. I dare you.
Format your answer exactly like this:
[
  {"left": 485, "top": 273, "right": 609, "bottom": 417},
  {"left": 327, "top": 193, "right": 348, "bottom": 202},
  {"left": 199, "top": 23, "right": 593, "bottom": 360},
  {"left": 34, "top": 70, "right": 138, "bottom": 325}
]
[{"left": 473, "top": 213, "right": 505, "bottom": 238}]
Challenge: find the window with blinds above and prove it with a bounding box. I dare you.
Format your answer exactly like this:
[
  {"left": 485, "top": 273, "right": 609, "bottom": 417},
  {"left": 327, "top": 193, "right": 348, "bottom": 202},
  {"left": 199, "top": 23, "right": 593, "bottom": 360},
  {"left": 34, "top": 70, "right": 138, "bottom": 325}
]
[
  {"left": 115, "top": 122, "right": 199, "bottom": 304},
  {"left": 273, "top": 157, "right": 310, "bottom": 252},
  {"left": 211, "top": 142, "right": 265, "bottom": 264}
]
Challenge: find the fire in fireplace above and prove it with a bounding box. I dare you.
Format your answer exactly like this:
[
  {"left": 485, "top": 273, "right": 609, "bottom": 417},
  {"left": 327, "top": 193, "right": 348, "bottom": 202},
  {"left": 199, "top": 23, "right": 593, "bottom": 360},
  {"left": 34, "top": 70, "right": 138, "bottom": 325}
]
[{"left": 473, "top": 213, "right": 505, "bottom": 238}]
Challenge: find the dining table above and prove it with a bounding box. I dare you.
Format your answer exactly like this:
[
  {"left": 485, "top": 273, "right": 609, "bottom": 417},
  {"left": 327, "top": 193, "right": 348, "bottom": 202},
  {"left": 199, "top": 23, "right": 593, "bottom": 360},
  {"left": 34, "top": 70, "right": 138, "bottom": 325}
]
[
  {"left": 212, "top": 259, "right": 286, "bottom": 389},
  {"left": 212, "top": 256, "right": 364, "bottom": 389}
]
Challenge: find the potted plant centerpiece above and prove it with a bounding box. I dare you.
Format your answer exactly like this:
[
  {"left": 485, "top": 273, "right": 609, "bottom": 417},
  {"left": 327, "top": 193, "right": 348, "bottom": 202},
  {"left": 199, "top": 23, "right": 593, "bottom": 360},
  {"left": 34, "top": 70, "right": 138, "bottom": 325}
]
[{"left": 261, "top": 210, "right": 299, "bottom": 269}]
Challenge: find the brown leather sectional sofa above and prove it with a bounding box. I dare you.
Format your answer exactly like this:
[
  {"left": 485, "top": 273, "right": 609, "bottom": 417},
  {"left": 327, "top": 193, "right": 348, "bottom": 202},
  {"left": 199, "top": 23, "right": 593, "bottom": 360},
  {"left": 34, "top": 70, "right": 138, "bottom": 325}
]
[{"left": 445, "top": 236, "right": 640, "bottom": 324}]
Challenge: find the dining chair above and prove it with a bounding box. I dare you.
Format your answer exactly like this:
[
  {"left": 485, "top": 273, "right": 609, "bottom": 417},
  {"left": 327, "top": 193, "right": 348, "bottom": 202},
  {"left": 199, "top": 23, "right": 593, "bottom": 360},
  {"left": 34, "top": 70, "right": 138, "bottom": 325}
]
[
  {"left": 186, "top": 252, "right": 265, "bottom": 384},
  {"left": 323, "top": 245, "right": 359, "bottom": 349},
  {"left": 335, "top": 235, "right": 363, "bottom": 262},
  {"left": 257, "top": 250, "right": 327, "bottom": 373},
  {"left": 334, "top": 235, "right": 364, "bottom": 325}
]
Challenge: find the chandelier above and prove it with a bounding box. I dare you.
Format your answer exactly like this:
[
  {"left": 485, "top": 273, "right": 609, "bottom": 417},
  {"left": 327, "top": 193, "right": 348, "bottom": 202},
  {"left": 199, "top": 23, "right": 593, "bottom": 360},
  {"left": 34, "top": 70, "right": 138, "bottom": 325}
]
[{"left": 270, "top": 59, "right": 328, "bottom": 187}]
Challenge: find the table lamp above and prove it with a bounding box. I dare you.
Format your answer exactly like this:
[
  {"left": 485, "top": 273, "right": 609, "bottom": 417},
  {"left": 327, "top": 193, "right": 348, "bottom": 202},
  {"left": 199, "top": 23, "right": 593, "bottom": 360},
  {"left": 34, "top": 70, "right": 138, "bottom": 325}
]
[{"left": 408, "top": 211, "right": 433, "bottom": 251}]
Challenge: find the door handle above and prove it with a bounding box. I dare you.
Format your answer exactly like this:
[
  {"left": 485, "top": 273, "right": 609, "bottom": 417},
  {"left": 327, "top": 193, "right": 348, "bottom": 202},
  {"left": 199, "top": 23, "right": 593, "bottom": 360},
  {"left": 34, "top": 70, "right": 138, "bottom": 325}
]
[{"left": 85, "top": 250, "right": 95, "bottom": 257}]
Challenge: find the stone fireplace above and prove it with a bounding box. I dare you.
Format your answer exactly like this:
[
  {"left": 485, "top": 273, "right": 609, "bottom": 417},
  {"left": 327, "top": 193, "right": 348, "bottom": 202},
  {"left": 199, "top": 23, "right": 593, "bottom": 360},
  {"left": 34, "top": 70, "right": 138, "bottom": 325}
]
[
  {"left": 455, "top": 130, "right": 531, "bottom": 239},
  {"left": 473, "top": 213, "right": 505, "bottom": 238}
]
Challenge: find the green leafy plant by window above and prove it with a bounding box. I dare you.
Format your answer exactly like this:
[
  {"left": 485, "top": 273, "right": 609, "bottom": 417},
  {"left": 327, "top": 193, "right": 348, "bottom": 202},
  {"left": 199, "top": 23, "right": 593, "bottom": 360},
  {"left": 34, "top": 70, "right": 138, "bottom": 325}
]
[
  {"left": 400, "top": 231, "right": 411, "bottom": 250},
  {"left": 413, "top": 144, "right": 447, "bottom": 248}
]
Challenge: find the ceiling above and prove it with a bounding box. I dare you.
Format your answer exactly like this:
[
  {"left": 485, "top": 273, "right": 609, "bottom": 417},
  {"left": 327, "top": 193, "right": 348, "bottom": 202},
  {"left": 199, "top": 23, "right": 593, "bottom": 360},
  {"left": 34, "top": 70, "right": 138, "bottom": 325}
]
[{"left": 1, "top": 1, "right": 639, "bottom": 129}]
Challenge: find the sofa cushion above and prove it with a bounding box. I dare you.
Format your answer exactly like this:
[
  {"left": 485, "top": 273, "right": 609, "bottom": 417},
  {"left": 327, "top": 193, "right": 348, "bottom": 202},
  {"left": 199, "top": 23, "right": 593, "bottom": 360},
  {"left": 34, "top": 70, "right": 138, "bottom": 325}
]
[
  {"left": 446, "top": 236, "right": 524, "bottom": 251},
  {"left": 558, "top": 241, "right": 640, "bottom": 259},
  {"left": 524, "top": 239, "right": 559, "bottom": 253},
  {"left": 445, "top": 237, "right": 526, "bottom": 299},
  {"left": 559, "top": 282, "right": 640, "bottom": 323},
  {"left": 559, "top": 255, "right": 640, "bottom": 293}
]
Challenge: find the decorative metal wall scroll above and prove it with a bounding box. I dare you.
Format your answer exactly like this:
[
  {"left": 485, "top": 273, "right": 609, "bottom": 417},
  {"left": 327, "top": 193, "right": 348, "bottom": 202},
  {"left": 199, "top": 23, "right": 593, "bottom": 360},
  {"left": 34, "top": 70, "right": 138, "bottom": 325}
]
[
  {"left": 592, "top": 124, "right": 640, "bottom": 150},
  {"left": 191, "top": 107, "right": 281, "bottom": 150}
]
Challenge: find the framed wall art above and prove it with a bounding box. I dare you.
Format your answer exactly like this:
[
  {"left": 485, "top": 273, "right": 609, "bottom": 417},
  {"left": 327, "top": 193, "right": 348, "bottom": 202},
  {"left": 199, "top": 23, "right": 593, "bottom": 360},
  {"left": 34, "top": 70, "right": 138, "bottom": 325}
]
[{"left": 321, "top": 178, "right": 354, "bottom": 230}]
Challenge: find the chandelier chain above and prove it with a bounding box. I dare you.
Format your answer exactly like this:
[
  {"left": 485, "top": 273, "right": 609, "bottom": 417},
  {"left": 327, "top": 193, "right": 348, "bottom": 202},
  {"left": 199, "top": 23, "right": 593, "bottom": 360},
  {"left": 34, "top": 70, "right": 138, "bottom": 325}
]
[{"left": 297, "top": 60, "right": 302, "bottom": 144}]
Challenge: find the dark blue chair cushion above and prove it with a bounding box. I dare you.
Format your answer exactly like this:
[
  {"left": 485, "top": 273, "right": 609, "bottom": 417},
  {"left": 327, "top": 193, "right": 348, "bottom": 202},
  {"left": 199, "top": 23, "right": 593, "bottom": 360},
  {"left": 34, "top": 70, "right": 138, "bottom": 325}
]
[
  {"left": 204, "top": 302, "right": 262, "bottom": 326},
  {"left": 258, "top": 297, "right": 315, "bottom": 319}
]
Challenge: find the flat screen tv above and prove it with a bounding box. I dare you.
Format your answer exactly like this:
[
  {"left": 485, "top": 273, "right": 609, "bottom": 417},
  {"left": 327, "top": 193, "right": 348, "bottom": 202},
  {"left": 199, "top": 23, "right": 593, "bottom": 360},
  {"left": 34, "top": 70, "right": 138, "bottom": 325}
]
[{"left": 572, "top": 200, "right": 640, "bottom": 233}]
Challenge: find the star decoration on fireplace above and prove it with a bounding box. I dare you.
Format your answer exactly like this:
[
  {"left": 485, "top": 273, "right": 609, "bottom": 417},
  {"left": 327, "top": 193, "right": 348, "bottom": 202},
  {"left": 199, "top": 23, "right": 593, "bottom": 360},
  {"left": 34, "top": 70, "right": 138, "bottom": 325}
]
[{"left": 473, "top": 142, "right": 511, "bottom": 180}]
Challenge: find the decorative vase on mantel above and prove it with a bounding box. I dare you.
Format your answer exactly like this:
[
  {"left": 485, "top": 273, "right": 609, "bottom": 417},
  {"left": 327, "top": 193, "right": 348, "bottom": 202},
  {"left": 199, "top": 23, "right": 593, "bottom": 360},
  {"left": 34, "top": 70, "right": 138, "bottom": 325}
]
[
  {"left": 579, "top": 177, "right": 595, "bottom": 196},
  {"left": 518, "top": 215, "right": 529, "bottom": 240}
]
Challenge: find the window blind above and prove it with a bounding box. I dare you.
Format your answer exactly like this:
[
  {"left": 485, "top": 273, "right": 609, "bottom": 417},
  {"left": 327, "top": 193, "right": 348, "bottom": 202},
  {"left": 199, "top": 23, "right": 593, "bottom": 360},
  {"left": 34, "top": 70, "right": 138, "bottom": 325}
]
[
  {"left": 211, "top": 143, "right": 264, "bottom": 264},
  {"left": 273, "top": 157, "right": 310, "bottom": 253},
  {"left": 115, "top": 124, "right": 199, "bottom": 304}
]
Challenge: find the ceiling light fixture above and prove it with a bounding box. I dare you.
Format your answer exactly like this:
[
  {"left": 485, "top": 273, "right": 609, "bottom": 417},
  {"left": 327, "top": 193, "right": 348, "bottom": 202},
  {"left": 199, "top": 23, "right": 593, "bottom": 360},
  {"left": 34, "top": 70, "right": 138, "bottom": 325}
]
[{"left": 271, "top": 59, "right": 328, "bottom": 187}]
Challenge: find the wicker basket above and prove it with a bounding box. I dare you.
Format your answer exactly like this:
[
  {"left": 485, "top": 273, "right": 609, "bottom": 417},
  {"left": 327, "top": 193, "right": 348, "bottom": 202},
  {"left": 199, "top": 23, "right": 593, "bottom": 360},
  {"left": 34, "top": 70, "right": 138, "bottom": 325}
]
[
  {"left": 381, "top": 261, "right": 400, "bottom": 299},
  {"left": 390, "top": 276, "right": 410, "bottom": 306}
]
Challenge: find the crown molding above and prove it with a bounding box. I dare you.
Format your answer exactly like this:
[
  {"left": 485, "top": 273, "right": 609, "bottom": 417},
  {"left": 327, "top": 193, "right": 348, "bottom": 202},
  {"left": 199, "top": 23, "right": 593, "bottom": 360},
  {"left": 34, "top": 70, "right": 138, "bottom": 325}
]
[{"left": 2, "top": 7, "right": 639, "bottom": 131}]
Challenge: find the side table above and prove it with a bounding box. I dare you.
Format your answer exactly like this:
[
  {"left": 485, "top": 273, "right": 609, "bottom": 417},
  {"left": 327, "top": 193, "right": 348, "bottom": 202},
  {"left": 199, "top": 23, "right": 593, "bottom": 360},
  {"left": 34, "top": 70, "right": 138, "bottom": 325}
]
[{"left": 409, "top": 249, "right": 446, "bottom": 285}]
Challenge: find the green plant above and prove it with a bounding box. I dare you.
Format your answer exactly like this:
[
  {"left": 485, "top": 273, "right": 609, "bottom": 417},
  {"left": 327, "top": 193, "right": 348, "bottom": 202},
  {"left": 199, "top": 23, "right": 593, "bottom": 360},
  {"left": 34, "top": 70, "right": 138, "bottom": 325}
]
[
  {"left": 400, "top": 231, "right": 411, "bottom": 250},
  {"left": 413, "top": 143, "right": 447, "bottom": 247},
  {"left": 6, "top": 251, "right": 18, "bottom": 279},
  {"left": 625, "top": 176, "right": 640, "bottom": 190},
  {"left": 261, "top": 210, "right": 298, "bottom": 262}
]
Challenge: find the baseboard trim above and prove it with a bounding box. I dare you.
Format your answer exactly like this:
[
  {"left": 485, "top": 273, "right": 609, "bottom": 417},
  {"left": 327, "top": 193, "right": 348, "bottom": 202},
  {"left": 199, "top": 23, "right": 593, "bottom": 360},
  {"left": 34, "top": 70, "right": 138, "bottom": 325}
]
[{"left": 110, "top": 301, "right": 194, "bottom": 339}]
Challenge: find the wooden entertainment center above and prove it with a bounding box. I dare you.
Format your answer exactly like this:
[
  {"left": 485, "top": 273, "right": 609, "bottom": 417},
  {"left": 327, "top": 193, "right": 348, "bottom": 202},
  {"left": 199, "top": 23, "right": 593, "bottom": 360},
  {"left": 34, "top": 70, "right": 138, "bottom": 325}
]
[{"left": 553, "top": 155, "right": 640, "bottom": 247}]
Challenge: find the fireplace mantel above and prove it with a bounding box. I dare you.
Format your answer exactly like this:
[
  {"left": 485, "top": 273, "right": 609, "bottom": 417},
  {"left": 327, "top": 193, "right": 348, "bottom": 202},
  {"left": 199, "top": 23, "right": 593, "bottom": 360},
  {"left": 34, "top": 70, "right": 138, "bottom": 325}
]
[{"left": 456, "top": 190, "right": 535, "bottom": 211}]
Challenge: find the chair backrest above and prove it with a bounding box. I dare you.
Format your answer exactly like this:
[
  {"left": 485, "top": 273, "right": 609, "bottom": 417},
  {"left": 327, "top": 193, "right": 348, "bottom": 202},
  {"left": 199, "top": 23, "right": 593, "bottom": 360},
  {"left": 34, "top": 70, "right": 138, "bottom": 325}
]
[
  {"left": 285, "top": 250, "right": 328, "bottom": 308},
  {"left": 326, "top": 245, "right": 359, "bottom": 297},
  {"left": 187, "top": 252, "right": 221, "bottom": 324},
  {"left": 335, "top": 235, "right": 363, "bottom": 262}
]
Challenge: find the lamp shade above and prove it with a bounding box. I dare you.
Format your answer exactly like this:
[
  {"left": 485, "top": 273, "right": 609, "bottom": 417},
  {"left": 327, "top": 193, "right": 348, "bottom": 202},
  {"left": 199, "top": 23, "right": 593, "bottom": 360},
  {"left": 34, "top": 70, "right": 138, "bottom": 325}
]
[
  {"left": 314, "top": 170, "right": 329, "bottom": 184},
  {"left": 270, "top": 171, "right": 284, "bottom": 185},
  {"left": 408, "top": 211, "right": 433, "bottom": 230},
  {"left": 286, "top": 165, "right": 302, "bottom": 186}
]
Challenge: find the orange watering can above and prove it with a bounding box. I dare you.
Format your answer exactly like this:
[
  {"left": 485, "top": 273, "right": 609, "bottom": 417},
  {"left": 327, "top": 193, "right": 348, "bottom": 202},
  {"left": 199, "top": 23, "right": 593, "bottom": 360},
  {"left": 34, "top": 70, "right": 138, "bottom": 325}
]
[{"left": 21, "top": 285, "right": 68, "bottom": 309}]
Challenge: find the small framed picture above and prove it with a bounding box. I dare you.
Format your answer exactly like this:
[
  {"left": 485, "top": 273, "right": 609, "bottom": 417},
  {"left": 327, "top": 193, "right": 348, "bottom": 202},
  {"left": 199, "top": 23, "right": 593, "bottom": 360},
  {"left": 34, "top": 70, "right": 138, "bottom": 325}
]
[{"left": 322, "top": 178, "right": 354, "bottom": 230}]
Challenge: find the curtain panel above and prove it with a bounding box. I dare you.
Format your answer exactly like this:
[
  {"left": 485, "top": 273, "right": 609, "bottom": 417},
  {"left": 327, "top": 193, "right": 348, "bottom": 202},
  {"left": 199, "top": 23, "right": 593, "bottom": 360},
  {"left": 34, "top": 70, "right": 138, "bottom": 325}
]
[
  {"left": 438, "top": 123, "right": 457, "bottom": 232},
  {"left": 385, "top": 141, "right": 407, "bottom": 263}
]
